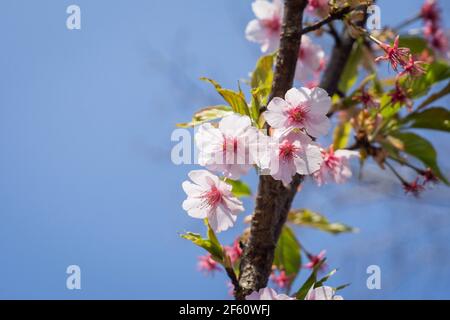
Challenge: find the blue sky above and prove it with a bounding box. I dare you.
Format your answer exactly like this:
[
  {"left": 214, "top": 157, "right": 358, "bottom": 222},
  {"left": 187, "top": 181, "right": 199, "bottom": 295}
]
[{"left": 0, "top": 0, "right": 449, "bottom": 299}]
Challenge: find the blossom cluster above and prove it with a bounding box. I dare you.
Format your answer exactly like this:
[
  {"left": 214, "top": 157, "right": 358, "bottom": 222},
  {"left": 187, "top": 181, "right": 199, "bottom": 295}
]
[
  {"left": 177, "top": 0, "right": 448, "bottom": 300},
  {"left": 421, "top": 0, "right": 449, "bottom": 56},
  {"left": 182, "top": 86, "right": 358, "bottom": 234},
  {"left": 374, "top": 35, "right": 426, "bottom": 79}
]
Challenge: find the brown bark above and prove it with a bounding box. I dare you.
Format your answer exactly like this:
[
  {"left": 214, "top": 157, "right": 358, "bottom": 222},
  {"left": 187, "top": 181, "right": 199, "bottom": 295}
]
[
  {"left": 235, "top": 0, "right": 307, "bottom": 300},
  {"left": 321, "top": 31, "right": 357, "bottom": 96}
]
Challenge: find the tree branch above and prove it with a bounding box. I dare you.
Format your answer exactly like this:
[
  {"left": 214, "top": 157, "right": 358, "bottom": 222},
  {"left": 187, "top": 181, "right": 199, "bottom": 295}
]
[
  {"left": 234, "top": 2, "right": 368, "bottom": 301},
  {"left": 301, "top": 6, "right": 351, "bottom": 36},
  {"left": 320, "top": 31, "right": 356, "bottom": 96},
  {"left": 235, "top": 0, "right": 307, "bottom": 300}
]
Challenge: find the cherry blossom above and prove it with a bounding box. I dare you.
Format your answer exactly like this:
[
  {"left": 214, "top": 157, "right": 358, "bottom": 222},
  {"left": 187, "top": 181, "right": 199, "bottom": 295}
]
[
  {"left": 295, "top": 35, "right": 326, "bottom": 84},
  {"left": 224, "top": 239, "right": 243, "bottom": 264},
  {"left": 304, "top": 249, "right": 327, "bottom": 270},
  {"left": 246, "top": 287, "right": 295, "bottom": 300},
  {"left": 264, "top": 129, "right": 323, "bottom": 186},
  {"left": 264, "top": 87, "right": 331, "bottom": 137},
  {"left": 388, "top": 81, "right": 413, "bottom": 111},
  {"left": 353, "top": 86, "right": 379, "bottom": 109},
  {"left": 306, "top": 0, "right": 329, "bottom": 18},
  {"left": 403, "top": 177, "right": 425, "bottom": 197},
  {"left": 398, "top": 55, "right": 426, "bottom": 78},
  {"left": 182, "top": 170, "right": 244, "bottom": 233},
  {"left": 429, "top": 29, "right": 449, "bottom": 56},
  {"left": 421, "top": 0, "right": 449, "bottom": 56},
  {"left": 314, "top": 146, "right": 359, "bottom": 186},
  {"left": 198, "top": 254, "right": 221, "bottom": 275},
  {"left": 374, "top": 36, "right": 410, "bottom": 72},
  {"left": 195, "top": 114, "right": 261, "bottom": 180},
  {"left": 305, "top": 286, "right": 344, "bottom": 300},
  {"left": 421, "top": 168, "right": 439, "bottom": 186},
  {"left": 421, "top": 0, "right": 440, "bottom": 23},
  {"left": 245, "top": 0, "right": 283, "bottom": 53},
  {"left": 270, "top": 270, "right": 292, "bottom": 289}
]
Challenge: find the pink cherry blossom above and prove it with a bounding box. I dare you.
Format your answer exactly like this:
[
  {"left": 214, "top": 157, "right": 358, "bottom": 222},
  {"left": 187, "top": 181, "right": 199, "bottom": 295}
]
[
  {"left": 270, "top": 270, "right": 292, "bottom": 289},
  {"left": 195, "top": 114, "right": 261, "bottom": 180},
  {"left": 295, "top": 35, "right": 326, "bottom": 84},
  {"left": 264, "top": 129, "right": 323, "bottom": 186},
  {"left": 353, "top": 86, "right": 380, "bottom": 109},
  {"left": 264, "top": 87, "right": 331, "bottom": 137},
  {"left": 182, "top": 170, "right": 244, "bottom": 233},
  {"left": 313, "top": 146, "right": 359, "bottom": 186},
  {"left": 421, "top": 0, "right": 449, "bottom": 56},
  {"left": 197, "top": 254, "right": 221, "bottom": 275},
  {"left": 374, "top": 36, "right": 410, "bottom": 72},
  {"left": 305, "top": 286, "right": 344, "bottom": 300},
  {"left": 246, "top": 287, "right": 295, "bottom": 300},
  {"left": 403, "top": 177, "right": 425, "bottom": 197},
  {"left": 398, "top": 54, "right": 426, "bottom": 78},
  {"left": 306, "top": 0, "right": 330, "bottom": 19},
  {"left": 245, "top": 0, "right": 283, "bottom": 53},
  {"left": 421, "top": 0, "right": 440, "bottom": 23},
  {"left": 304, "top": 249, "right": 327, "bottom": 270},
  {"left": 421, "top": 168, "right": 439, "bottom": 186},
  {"left": 429, "top": 29, "right": 449, "bottom": 56},
  {"left": 224, "top": 239, "right": 243, "bottom": 264},
  {"left": 388, "top": 81, "right": 413, "bottom": 111}
]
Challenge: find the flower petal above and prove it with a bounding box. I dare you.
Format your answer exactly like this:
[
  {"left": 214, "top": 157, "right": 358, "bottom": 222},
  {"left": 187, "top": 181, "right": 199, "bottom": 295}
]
[
  {"left": 285, "top": 87, "right": 311, "bottom": 106},
  {"left": 252, "top": 0, "right": 276, "bottom": 20}
]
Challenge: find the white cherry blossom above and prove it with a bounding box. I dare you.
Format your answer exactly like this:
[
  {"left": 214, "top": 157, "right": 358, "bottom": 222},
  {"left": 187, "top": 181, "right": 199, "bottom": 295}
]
[
  {"left": 263, "top": 129, "right": 323, "bottom": 186},
  {"left": 264, "top": 87, "right": 331, "bottom": 137},
  {"left": 295, "top": 35, "right": 326, "bottom": 85},
  {"left": 245, "top": 0, "right": 283, "bottom": 53},
  {"left": 305, "top": 286, "right": 344, "bottom": 300},
  {"left": 314, "top": 147, "right": 360, "bottom": 186},
  {"left": 182, "top": 170, "right": 244, "bottom": 233},
  {"left": 195, "top": 114, "right": 262, "bottom": 180}
]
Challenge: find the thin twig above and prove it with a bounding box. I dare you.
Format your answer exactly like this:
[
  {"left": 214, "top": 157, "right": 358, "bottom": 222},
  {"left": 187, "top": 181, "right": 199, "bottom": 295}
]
[
  {"left": 301, "top": 7, "right": 352, "bottom": 35},
  {"left": 392, "top": 13, "right": 421, "bottom": 31},
  {"left": 327, "top": 22, "right": 341, "bottom": 45},
  {"left": 385, "top": 160, "right": 407, "bottom": 184}
]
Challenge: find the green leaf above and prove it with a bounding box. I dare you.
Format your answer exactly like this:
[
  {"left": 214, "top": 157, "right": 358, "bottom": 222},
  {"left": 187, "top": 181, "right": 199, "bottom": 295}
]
[
  {"left": 223, "top": 179, "right": 252, "bottom": 198},
  {"left": 295, "top": 259, "right": 326, "bottom": 300},
  {"left": 251, "top": 53, "right": 275, "bottom": 91},
  {"left": 398, "top": 36, "right": 430, "bottom": 54},
  {"left": 400, "top": 107, "right": 450, "bottom": 132},
  {"left": 249, "top": 89, "right": 262, "bottom": 126},
  {"left": 219, "top": 89, "right": 250, "bottom": 116},
  {"left": 391, "top": 131, "right": 449, "bottom": 184},
  {"left": 406, "top": 61, "right": 450, "bottom": 99},
  {"left": 200, "top": 77, "right": 250, "bottom": 116},
  {"left": 176, "top": 105, "right": 233, "bottom": 128},
  {"left": 315, "top": 269, "right": 337, "bottom": 288},
  {"left": 288, "top": 209, "right": 357, "bottom": 234},
  {"left": 249, "top": 54, "right": 275, "bottom": 125},
  {"left": 180, "top": 220, "right": 224, "bottom": 261},
  {"left": 273, "top": 226, "right": 301, "bottom": 279},
  {"left": 333, "top": 122, "right": 352, "bottom": 149},
  {"left": 335, "top": 283, "right": 350, "bottom": 291},
  {"left": 338, "top": 40, "right": 363, "bottom": 93}
]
